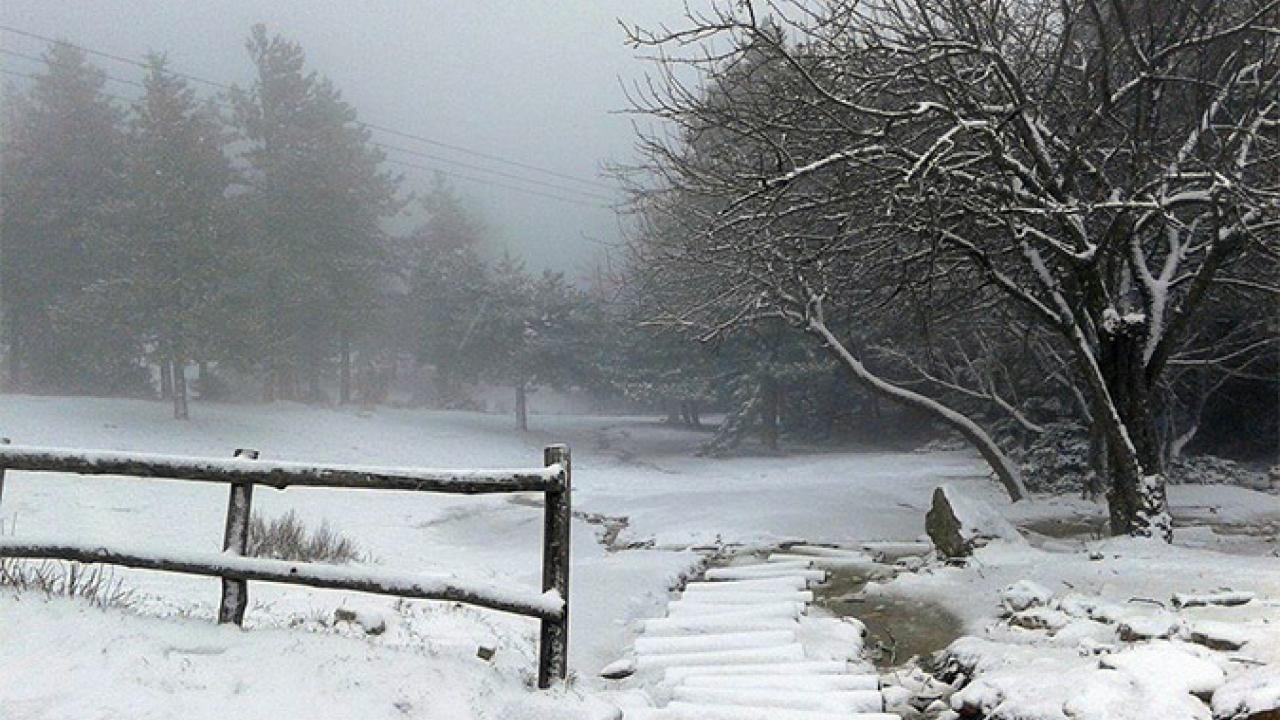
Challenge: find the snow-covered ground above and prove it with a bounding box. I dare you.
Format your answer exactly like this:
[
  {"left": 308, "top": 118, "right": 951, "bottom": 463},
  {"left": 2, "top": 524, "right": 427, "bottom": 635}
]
[
  {"left": 0, "top": 395, "right": 1277, "bottom": 719},
  {"left": 0, "top": 395, "right": 994, "bottom": 718}
]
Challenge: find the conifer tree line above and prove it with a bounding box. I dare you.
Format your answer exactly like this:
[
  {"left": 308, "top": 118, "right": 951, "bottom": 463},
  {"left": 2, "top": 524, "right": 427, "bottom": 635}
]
[
  {"left": 0, "top": 27, "right": 606, "bottom": 425},
  {"left": 1, "top": 14, "right": 1273, "bottom": 488}
]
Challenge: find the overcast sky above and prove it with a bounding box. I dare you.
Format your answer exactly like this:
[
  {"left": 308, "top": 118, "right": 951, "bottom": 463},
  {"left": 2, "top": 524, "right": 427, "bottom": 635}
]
[{"left": 0, "top": 1, "right": 693, "bottom": 278}]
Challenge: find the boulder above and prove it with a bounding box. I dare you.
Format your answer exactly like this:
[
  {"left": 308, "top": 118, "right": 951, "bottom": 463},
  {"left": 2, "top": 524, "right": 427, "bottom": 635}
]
[
  {"left": 1000, "top": 580, "right": 1053, "bottom": 613},
  {"left": 1188, "top": 621, "right": 1251, "bottom": 652},
  {"left": 1212, "top": 667, "right": 1280, "bottom": 720},
  {"left": 926, "top": 484, "right": 1024, "bottom": 558}
]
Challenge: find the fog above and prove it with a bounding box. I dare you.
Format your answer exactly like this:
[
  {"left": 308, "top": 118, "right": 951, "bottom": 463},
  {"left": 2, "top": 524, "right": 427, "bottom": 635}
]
[
  {"left": 1, "top": 1, "right": 683, "bottom": 273},
  {"left": 0, "top": 3, "right": 1278, "bottom": 716}
]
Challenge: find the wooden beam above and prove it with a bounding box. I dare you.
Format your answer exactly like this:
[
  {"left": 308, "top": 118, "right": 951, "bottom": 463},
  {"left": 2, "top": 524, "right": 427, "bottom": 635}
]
[
  {"left": 0, "top": 445, "right": 561, "bottom": 494},
  {"left": 0, "top": 540, "right": 564, "bottom": 621}
]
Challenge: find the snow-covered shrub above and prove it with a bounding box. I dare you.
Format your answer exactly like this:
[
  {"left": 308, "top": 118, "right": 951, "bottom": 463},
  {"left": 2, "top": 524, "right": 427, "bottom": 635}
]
[
  {"left": 1016, "top": 422, "right": 1097, "bottom": 494},
  {"left": 246, "top": 511, "right": 364, "bottom": 564},
  {"left": 914, "top": 435, "right": 969, "bottom": 453},
  {"left": 0, "top": 558, "right": 134, "bottom": 608},
  {"left": 1168, "top": 454, "right": 1270, "bottom": 489}
]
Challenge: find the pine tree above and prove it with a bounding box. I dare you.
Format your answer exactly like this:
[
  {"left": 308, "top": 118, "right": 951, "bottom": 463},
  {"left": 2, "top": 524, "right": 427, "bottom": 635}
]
[
  {"left": 231, "top": 25, "right": 400, "bottom": 402},
  {"left": 124, "top": 54, "right": 235, "bottom": 418},
  {"left": 0, "top": 42, "right": 134, "bottom": 392},
  {"left": 407, "top": 180, "right": 492, "bottom": 407}
]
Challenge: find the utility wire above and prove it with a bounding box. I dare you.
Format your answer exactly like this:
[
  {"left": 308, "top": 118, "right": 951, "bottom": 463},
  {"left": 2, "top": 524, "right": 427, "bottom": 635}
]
[
  {"left": 0, "top": 56, "right": 613, "bottom": 208},
  {"left": 0, "top": 23, "right": 618, "bottom": 193},
  {"left": 383, "top": 158, "right": 608, "bottom": 208},
  {"left": 369, "top": 139, "right": 613, "bottom": 202}
]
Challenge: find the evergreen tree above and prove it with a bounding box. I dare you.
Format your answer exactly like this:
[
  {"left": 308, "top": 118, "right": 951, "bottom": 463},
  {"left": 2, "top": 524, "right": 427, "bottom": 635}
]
[
  {"left": 479, "top": 255, "right": 600, "bottom": 431},
  {"left": 231, "top": 25, "right": 400, "bottom": 402},
  {"left": 124, "top": 54, "right": 236, "bottom": 418},
  {"left": 0, "top": 42, "right": 134, "bottom": 393},
  {"left": 406, "top": 179, "right": 492, "bottom": 406}
]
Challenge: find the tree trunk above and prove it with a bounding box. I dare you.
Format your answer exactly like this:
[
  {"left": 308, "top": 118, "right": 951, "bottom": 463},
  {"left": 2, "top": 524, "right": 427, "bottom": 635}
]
[
  {"left": 1095, "top": 329, "right": 1170, "bottom": 540},
  {"left": 159, "top": 356, "right": 174, "bottom": 400},
  {"left": 665, "top": 400, "right": 681, "bottom": 424},
  {"left": 339, "top": 333, "right": 352, "bottom": 405},
  {"left": 172, "top": 356, "right": 189, "bottom": 421},
  {"left": 1086, "top": 420, "right": 1108, "bottom": 500},
  {"left": 4, "top": 320, "right": 21, "bottom": 389},
  {"left": 515, "top": 383, "right": 529, "bottom": 432},
  {"left": 809, "top": 318, "right": 1027, "bottom": 502},
  {"left": 760, "top": 375, "right": 779, "bottom": 451}
]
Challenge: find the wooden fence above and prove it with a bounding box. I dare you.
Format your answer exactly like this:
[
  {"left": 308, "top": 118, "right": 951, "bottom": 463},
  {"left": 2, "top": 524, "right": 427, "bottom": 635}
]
[{"left": 0, "top": 442, "right": 572, "bottom": 688}]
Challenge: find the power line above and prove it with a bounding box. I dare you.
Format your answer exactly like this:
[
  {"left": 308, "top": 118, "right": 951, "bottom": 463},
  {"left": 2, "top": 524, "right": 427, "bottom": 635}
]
[
  {"left": 0, "top": 55, "right": 614, "bottom": 208},
  {"left": 369, "top": 139, "right": 613, "bottom": 202},
  {"left": 0, "top": 23, "right": 619, "bottom": 193},
  {"left": 384, "top": 158, "right": 608, "bottom": 208}
]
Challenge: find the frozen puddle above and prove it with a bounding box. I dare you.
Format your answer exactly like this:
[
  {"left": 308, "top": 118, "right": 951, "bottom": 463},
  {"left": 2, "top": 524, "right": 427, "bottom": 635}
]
[{"left": 604, "top": 547, "right": 901, "bottom": 719}]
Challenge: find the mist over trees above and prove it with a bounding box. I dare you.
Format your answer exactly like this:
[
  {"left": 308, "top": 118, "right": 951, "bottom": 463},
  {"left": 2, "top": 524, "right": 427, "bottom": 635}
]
[
  {"left": 618, "top": 0, "right": 1278, "bottom": 538},
  {"left": 0, "top": 7, "right": 1275, "bottom": 542}
]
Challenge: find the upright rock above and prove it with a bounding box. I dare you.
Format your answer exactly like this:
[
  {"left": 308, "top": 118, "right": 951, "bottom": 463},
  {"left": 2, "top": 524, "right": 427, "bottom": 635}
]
[{"left": 926, "top": 484, "right": 1024, "bottom": 558}]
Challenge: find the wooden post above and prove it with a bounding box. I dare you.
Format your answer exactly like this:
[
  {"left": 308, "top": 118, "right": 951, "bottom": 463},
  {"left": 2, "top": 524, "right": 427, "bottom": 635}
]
[
  {"left": 537, "top": 444, "right": 571, "bottom": 688},
  {"left": 0, "top": 437, "right": 9, "bottom": 513},
  {"left": 218, "top": 448, "right": 257, "bottom": 625},
  {"left": 172, "top": 355, "right": 189, "bottom": 421},
  {"left": 515, "top": 384, "right": 529, "bottom": 432}
]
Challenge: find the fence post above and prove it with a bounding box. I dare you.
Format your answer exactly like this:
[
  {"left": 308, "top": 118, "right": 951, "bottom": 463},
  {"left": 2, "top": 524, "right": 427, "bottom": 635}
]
[
  {"left": 538, "top": 444, "right": 571, "bottom": 688},
  {"left": 0, "top": 437, "right": 9, "bottom": 515},
  {"left": 218, "top": 448, "right": 257, "bottom": 625}
]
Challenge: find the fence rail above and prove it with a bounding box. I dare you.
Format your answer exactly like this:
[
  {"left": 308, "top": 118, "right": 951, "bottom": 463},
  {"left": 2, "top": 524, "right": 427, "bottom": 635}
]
[{"left": 0, "top": 442, "right": 572, "bottom": 688}]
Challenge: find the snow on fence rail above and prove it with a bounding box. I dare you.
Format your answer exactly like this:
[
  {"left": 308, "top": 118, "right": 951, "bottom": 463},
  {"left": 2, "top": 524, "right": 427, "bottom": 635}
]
[{"left": 0, "top": 442, "right": 573, "bottom": 688}]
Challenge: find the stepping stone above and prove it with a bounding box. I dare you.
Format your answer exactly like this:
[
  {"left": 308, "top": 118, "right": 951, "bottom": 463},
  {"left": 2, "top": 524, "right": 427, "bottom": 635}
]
[
  {"left": 641, "top": 614, "right": 801, "bottom": 636},
  {"left": 769, "top": 552, "right": 881, "bottom": 569},
  {"left": 666, "top": 600, "right": 805, "bottom": 618},
  {"left": 684, "top": 576, "right": 810, "bottom": 592},
  {"left": 636, "top": 630, "right": 797, "bottom": 655},
  {"left": 1172, "top": 590, "right": 1255, "bottom": 609},
  {"left": 1188, "top": 620, "right": 1252, "bottom": 651},
  {"left": 678, "top": 673, "right": 879, "bottom": 691},
  {"left": 785, "top": 545, "right": 876, "bottom": 560},
  {"left": 628, "top": 702, "right": 900, "bottom": 720},
  {"left": 733, "top": 559, "right": 816, "bottom": 569},
  {"left": 663, "top": 661, "right": 851, "bottom": 683},
  {"left": 705, "top": 566, "right": 826, "bottom": 583},
  {"left": 671, "top": 687, "right": 884, "bottom": 713},
  {"left": 860, "top": 542, "right": 931, "bottom": 561},
  {"left": 668, "top": 590, "right": 815, "bottom": 605},
  {"left": 635, "top": 644, "right": 808, "bottom": 670}
]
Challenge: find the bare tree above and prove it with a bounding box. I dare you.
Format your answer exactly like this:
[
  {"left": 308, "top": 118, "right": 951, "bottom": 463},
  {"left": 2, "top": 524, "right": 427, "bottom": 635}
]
[{"left": 622, "top": 0, "right": 1279, "bottom": 538}]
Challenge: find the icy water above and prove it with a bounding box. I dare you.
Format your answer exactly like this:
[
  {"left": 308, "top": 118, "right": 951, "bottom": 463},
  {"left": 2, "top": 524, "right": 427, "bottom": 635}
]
[
  {"left": 813, "top": 566, "right": 965, "bottom": 668},
  {"left": 1022, "top": 515, "right": 1280, "bottom": 556}
]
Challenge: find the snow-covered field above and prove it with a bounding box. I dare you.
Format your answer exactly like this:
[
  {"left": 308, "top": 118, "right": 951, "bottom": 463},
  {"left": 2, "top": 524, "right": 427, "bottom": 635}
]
[
  {"left": 0, "top": 395, "right": 994, "bottom": 718},
  {"left": 0, "top": 395, "right": 1277, "bottom": 719}
]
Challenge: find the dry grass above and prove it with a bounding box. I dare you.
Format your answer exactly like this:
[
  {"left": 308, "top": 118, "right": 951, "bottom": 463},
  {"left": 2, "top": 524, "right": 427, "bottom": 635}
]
[
  {"left": 0, "top": 558, "right": 134, "bottom": 608},
  {"left": 246, "top": 510, "right": 364, "bottom": 564}
]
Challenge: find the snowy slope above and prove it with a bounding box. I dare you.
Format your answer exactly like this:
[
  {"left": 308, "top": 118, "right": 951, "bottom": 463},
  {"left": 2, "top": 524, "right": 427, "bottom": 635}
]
[
  {"left": 4, "top": 395, "right": 1274, "bottom": 719},
  {"left": 0, "top": 395, "right": 987, "bottom": 718}
]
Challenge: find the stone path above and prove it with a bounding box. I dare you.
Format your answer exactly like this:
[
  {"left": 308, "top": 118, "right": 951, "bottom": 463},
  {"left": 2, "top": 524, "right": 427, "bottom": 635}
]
[{"left": 606, "top": 546, "right": 903, "bottom": 720}]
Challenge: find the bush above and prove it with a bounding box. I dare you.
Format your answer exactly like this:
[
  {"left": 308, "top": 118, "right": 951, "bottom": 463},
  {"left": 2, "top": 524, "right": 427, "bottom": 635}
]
[
  {"left": 0, "top": 558, "right": 134, "bottom": 608},
  {"left": 1169, "top": 455, "right": 1270, "bottom": 489},
  {"left": 1017, "top": 422, "right": 1097, "bottom": 494},
  {"left": 246, "top": 510, "right": 364, "bottom": 564}
]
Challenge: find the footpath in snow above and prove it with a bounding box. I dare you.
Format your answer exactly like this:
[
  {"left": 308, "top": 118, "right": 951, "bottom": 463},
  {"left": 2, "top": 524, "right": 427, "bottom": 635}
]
[{"left": 602, "top": 549, "right": 908, "bottom": 720}]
